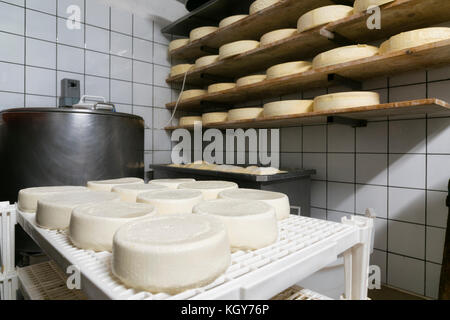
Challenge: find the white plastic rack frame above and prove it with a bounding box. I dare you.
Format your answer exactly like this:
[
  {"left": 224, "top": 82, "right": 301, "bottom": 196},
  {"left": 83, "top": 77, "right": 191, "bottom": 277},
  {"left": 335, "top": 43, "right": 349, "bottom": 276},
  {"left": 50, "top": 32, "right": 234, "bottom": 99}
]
[
  {"left": 16, "top": 206, "right": 373, "bottom": 300},
  {"left": 0, "top": 202, "right": 17, "bottom": 300}
]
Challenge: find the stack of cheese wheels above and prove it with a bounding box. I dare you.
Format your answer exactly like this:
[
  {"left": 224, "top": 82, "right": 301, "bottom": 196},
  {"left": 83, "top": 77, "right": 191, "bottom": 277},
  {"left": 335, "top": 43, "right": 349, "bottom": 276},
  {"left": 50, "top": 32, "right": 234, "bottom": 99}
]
[
  {"left": 170, "top": 64, "right": 193, "bottom": 77},
  {"left": 69, "top": 201, "right": 157, "bottom": 252},
  {"left": 380, "top": 27, "right": 450, "bottom": 54},
  {"left": 207, "top": 83, "right": 236, "bottom": 93},
  {"left": 36, "top": 191, "right": 120, "bottom": 230},
  {"left": 87, "top": 177, "right": 144, "bottom": 192},
  {"left": 219, "top": 15, "right": 248, "bottom": 28},
  {"left": 18, "top": 186, "right": 87, "bottom": 213},
  {"left": 193, "top": 199, "right": 278, "bottom": 250},
  {"left": 219, "top": 40, "right": 259, "bottom": 60},
  {"left": 249, "top": 0, "right": 280, "bottom": 14},
  {"left": 178, "top": 180, "right": 238, "bottom": 200},
  {"left": 194, "top": 55, "right": 219, "bottom": 69},
  {"left": 236, "top": 74, "right": 266, "bottom": 86},
  {"left": 112, "top": 183, "right": 169, "bottom": 202},
  {"left": 260, "top": 28, "right": 297, "bottom": 46},
  {"left": 228, "top": 107, "right": 263, "bottom": 121},
  {"left": 263, "top": 100, "right": 314, "bottom": 117},
  {"left": 190, "top": 26, "right": 218, "bottom": 41},
  {"left": 202, "top": 112, "right": 228, "bottom": 125},
  {"left": 312, "top": 44, "right": 379, "bottom": 68},
  {"left": 266, "top": 61, "right": 312, "bottom": 79},
  {"left": 313, "top": 91, "right": 380, "bottom": 112},
  {"left": 297, "top": 5, "right": 354, "bottom": 33},
  {"left": 353, "top": 0, "right": 394, "bottom": 13},
  {"left": 219, "top": 188, "right": 290, "bottom": 220},
  {"left": 149, "top": 178, "right": 196, "bottom": 189},
  {"left": 179, "top": 116, "right": 202, "bottom": 126},
  {"left": 137, "top": 189, "right": 203, "bottom": 214},
  {"left": 112, "top": 215, "right": 230, "bottom": 293},
  {"left": 180, "top": 89, "right": 207, "bottom": 101},
  {"left": 168, "top": 38, "right": 189, "bottom": 53}
]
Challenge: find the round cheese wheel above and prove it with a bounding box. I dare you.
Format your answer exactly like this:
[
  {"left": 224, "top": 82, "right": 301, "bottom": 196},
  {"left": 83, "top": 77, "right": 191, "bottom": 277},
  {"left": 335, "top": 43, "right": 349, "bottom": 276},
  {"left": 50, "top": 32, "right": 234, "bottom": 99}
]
[
  {"left": 87, "top": 177, "right": 144, "bottom": 192},
  {"left": 207, "top": 83, "right": 236, "bottom": 93},
  {"left": 112, "top": 184, "right": 169, "bottom": 202},
  {"left": 179, "top": 116, "right": 202, "bottom": 126},
  {"left": 18, "top": 186, "right": 88, "bottom": 213},
  {"left": 194, "top": 55, "right": 219, "bottom": 69},
  {"left": 219, "top": 188, "right": 290, "bottom": 220},
  {"left": 168, "top": 38, "right": 189, "bottom": 53},
  {"left": 313, "top": 44, "right": 379, "bottom": 68},
  {"left": 36, "top": 191, "right": 120, "bottom": 230},
  {"left": 202, "top": 112, "right": 228, "bottom": 125},
  {"left": 180, "top": 89, "right": 207, "bottom": 101},
  {"left": 190, "top": 26, "right": 218, "bottom": 41},
  {"left": 170, "top": 64, "right": 193, "bottom": 77},
  {"left": 69, "top": 201, "right": 157, "bottom": 252},
  {"left": 137, "top": 189, "right": 203, "bottom": 214},
  {"left": 266, "top": 61, "right": 312, "bottom": 79},
  {"left": 228, "top": 107, "right": 263, "bottom": 121},
  {"left": 178, "top": 180, "right": 238, "bottom": 200},
  {"left": 249, "top": 0, "right": 280, "bottom": 14},
  {"left": 219, "top": 15, "right": 248, "bottom": 28},
  {"left": 219, "top": 40, "right": 259, "bottom": 60},
  {"left": 236, "top": 74, "right": 266, "bottom": 87},
  {"left": 263, "top": 100, "right": 314, "bottom": 117},
  {"left": 313, "top": 91, "right": 380, "bottom": 112},
  {"left": 297, "top": 5, "right": 354, "bottom": 33},
  {"left": 380, "top": 27, "right": 450, "bottom": 54},
  {"left": 149, "top": 178, "right": 196, "bottom": 189},
  {"left": 193, "top": 199, "right": 278, "bottom": 250},
  {"left": 260, "top": 28, "right": 297, "bottom": 46},
  {"left": 112, "top": 215, "right": 230, "bottom": 294},
  {"left": 353, "top": 0, "right": 395, "bottom": 13}
]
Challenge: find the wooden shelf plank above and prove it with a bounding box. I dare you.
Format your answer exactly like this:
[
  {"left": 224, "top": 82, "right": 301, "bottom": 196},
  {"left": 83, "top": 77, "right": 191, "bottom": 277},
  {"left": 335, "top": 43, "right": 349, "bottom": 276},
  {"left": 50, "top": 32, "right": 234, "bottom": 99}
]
[
  {"left": 165, "top": 99, "right": 450, "bottom": 130},
  {"left": 166, "top": 39, "right": 450, "bottom": 110}
]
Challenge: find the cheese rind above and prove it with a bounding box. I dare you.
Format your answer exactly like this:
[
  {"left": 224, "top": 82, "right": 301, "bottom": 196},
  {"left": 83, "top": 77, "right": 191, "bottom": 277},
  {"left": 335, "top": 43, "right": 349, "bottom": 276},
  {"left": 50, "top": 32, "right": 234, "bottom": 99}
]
[
  {"left": 353, "top": 0, "right": 394, "bottom": 13},
  {"left": 169, "top": 38, "right": 189, "bottom": 52},
  {"left": 219, "top": 40, "right": 259, "bottom": 60},
  {"left": 112, "top": 215, "right": 231, "bottom": 293},
  {"left": 137, "top": 189, "right": 203, "bottom": 214},
  {"left": 112, "top": 184, "right": 169, "bottom": 202},
  {"left": 260, "top": 28, "right": 297, "bottom": 46},
  {"left": 207, "top": 83, "right": 236, "bottom": 93},
  {"left": 227, "top": 107, "right": 263, "bottom": 121},
  {"left": 194, "top": 55, "right": 219, "bottom": 69},
  {"left": 249, "top": 0, "right": 280, "bottom": 14},
  {"left": 193, "top": 199, "right": 277, "bottom": 250},
  {"left": 149, "top": 178, "right": 196, "bottom": 189},
  {"left": 236, "top": 74, "right": 266, "bottom": 87},
  {"left": 266, "top": 61, "right": 312, "bottom": 79},
  {"left": 202, "top": 112, "right": 228, "bottom": 125},
  {"left": 219, "top": 188, "right": 290, "bottom": 220},
  {"left": 179, "top": 89, "right": 207, "bottom": 101},
  {"left": 190, "top": 26, "right": 218, "bottom": 41},
  {"left": 219, "top": 15, "right": 248, "bottom": 28},
  {"left": 297, "top": 5, "right": 354, "bottom": 33},
  {"left": 87, "top": 177, "right": 144, "bottom": 192},
  {"left": 178, "top": 180, "right": 238, "bottom": 200},
  {"left": 170, "top": 64, "right": 193, "bottom": 77},
  {"left": 179, "top": 116, "right": 202, "bottom": 126},
  {"left": 312, "top": 44, "right": 379, "bottom": 68},
  {"left": 263, "top": 100, "right": 314, "bottom": 117},
  {"left": 313, "top": 91, "right": 380, "bottom": 112},
  {"left": 69, "top": 201, "right": 157, "bottom": 252}
]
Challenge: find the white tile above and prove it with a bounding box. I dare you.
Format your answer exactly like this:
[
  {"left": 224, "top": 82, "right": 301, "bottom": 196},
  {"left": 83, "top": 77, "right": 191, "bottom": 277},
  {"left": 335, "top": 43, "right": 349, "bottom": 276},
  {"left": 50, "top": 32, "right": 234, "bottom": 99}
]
[
  {"left": 390, "top": 70, "right": 426, "bottom": 86},
  {"left": 26, "top": 9, "right": 56, "bottom": 41},
  {"left": 427, "top": 154, "right": 450, "bottom": 191},
  {"left": 26, "top": 38, "right": 55, "bottom": 68},
  {"left": 280, "top": 127, "right": 301, "bottom": 152},
  {"left": 355, "top": 154, "right": 387, "bottom": 185},
  {"left": 3, "top": 0, "right": 24, "bottom": 6},
  {"left": 327, "top": 182, "right": 354, "bottom": 213},
  {"left": 144, "top": 129, "right": 153, "bottom": 151},
  {"left": 303, "top": 125, "right": 326, "bottom": 152},
  {"left": 153, "top": 42, "right": 170, "bottom": 67},
  {"left": 388, "top": 220, "right": 425, "bottom": 259},
  {"left": 427, "top": 191, "right": 448, "bottom": 228},
  {"left": 425, "top": 262, "right": 441, "bottom": 299},
  {"left": 371, "top": 249, "right": 387, "bottom": 284},
  {"left": 153, "top": 86, "right": 171, "bottom": 107},
  {"left": 362, "top": 76, "right": 387, "bottom": 90},
  {"left": 310, "top": 181, "right": 326, "bottom": 208},
  {"left": 356, "top": 121, "right": 388, "bottom": 153},
  {"left": 57, "top": 71, "right": 84, "bottom": 98},
  {"left": 389, "top": 119, "right": 426, "bottom": 153},
  {"left": 302, "top": 87, "right": 326, "bottom": 99},
  {"left": 133, "top": 38, "right": 152, "bottom": 62},
  {"left": 355, "top": 184, "right": 387, "bottom": 218},
  {"left": 426, "top": 226, "right": 445, "bottom": 264},
  {"left": 154, "top": 130, "right": 172, "bottom": 151},
  {"left": 134, "top": 15, "right": 153, "bottom": 41},
  {"left": 57, "top": 45, "right": 84, "bottom": 74},
  {"left": 25, "top": 67, "right": 55, "bottom": 96},
  {"left": 428, "top": 65, "right": 450, "bottom": 81},
  {"left": 133, "top": 83, "right": 153, "bottom": 106},
  {"left": 327, "top": 153, "right": 354, "bottom": 183},
  {"left": 111, "top": 56, "right": 132, "bottom": 81},
  {"left": 85, "top": 0, "right": 109, "bottom": 29},
  {"left": 0, "top": 2, "right": 24, "bottom": 35},
  {"left": 374, "top": 88, "right": 388, "bottom": 104},
  {"left": 85, "top": 25, "right": 109, "bottom": 53},
  {"left": 153, "top": 65, "right": 170, "bottom": 88},
  {"left": 327, "top": 124, "right": 355, "bottom": 152},
  {"left": 389, "top": 83, "right": 426, "bottom": 102},
  {"left": 153, "top": 151, "right": 171, "bottom": 164},
  {"left": 389, "top": 154, "right": 426, "bottom": 189},
  {"left": 115, "top": 104, "right": 132, "bottom": 114},
  {"left": 153, "top": 108, "right": 172, "bottom": 128},
  {"left": 58, "top": 0, "right": 84, "bottom": 22},
  {"left": 428, "top": 80, "right": 450, "bottom": 102},
  {"left": 85, "top": 51, "right": 109, "bottom": 78},
  {"left": 310, "top": 208, "right": 326, "bottom": 220},
  {"left": 57, "top": 17, "right": 84, "bottom": 48},
  {"left": 110, "top": 80, "right": 132, "bottom": 105},
  {"left": 111, "top": 32, "right": 132, "bottom": 58},
  {"left": 373, "top": 218, "right": 387, "bottom": 251},
  {"left": 303, "top": 153, "right": 326, "bottom": 180},
  {"left": 280, "top": 153, "right": 302, "bottom": 170},
  {"left": 0, "top": 91, "right": 24, "bottom": 111},
  {"left": 0, "top": 62, "right": 24, "bottom": 93},
  {"left": 133, "top": 106, "right": 152, "bottom": 128},
  {"left": 26, "top": 0, "right": 56, "bottom": 14},
  {"left": 133, "top": 61, "right": 153, "bottom": 85},
  {"left": 427, "top": 117, "right": 450, "bottom": 154},
  {"left": 387, "top": 253, "right": 424, "bottom": 295},
  {"left": 25, "top": 94, "right": 56, "bottom": 107},
  {"left": 144, "top": 151, "right": 153, "bottom": 172},
  {"left": 388, "top": 187, "right": 425, "bottom": 224},
  {"left": 85, "top": 76, "right": 109, "bottom": 100},
  {"left": 326, "top": 210, "right": 351, "bottom": 223},
  {"left": 111, "top": 7, "right": 132, "bottom": 35},
  {"left": 0, "top": 32, "right": 24, "bottom": 64},
  {"left": 153, "top": 21, "right": 170, "bottom": 45}
]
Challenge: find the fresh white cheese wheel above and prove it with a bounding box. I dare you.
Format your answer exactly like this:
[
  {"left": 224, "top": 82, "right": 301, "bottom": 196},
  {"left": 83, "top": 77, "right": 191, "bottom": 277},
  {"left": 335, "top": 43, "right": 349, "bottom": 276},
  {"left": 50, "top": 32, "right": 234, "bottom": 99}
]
[
  {"left": 263, "top": 100, "right": 314, "bottom": 117},
  {"left": 149, "top": 178, "right": 196, "bottom": 189},
  {"left": 313, "top": 91, "right": 380, "bottom": 112},
  {"left": 266, "top": 61, "right": 312, "bottom": 79},
  {"left": 219, "top": 40, "right": 259, "bottom": 60},
  {"left": 18, "top": 186, "right": 88, "bottom": 213},
  {"left": 249, "top": 0, "right": 280, "bottom": 14},
  {"left": 179, "top": 116, "right": 202, "bottom": 126},
  {"left": 208, "top": 83, "right": 236, "bottom": 93},
  {"left": 216, "top": 165, "right": 246, "bottom": 173},
  {"left": 190, "top": 26, "right": 218, "bottom": 41},
  {"left": 236, "top": 74, "right": 266, "bottom": 86},
  {"left": 112, "top": 215, "right": 230, "bottom": 294},
  {"left": 353, "top": 0, "right": 395, "bottom": 13},
  {"left": 194, "top": 55, "right": 219, "bottom": 69},
  {"left": 169, "top": 38, "right": 189, "bottom": 53},
  {"left": 313, "top": 44, "right": 379, "bottom": 68},
  {"left": 297, "top": 5, "right": 354, "bottom": 33},
  {"left": 170, "top": 64, "right": 193, "bottom": 77},
  {"left": 179, "top": 89, "right": 207, "bottom": 101},
  {"left": 202, "top": 112, "right": 228, "bottom": 125},
  {"left": 193, "top": 199, "right": 278, "bottom": 250},
  {"left": 137, "top": 189, "right": 203, "bottom": 214},
  {"left": 87, "top": 177, "right": 144, "bottom": 192},
  {"left": 112, "top": 184, "right": 169, "bottom": 202},
  {"left": 245, "top": 166, "right": 282, "bottom": 175},
  {"left": 219, "top": 15, "right": 248, "bottom": 28},
  {"left": 219, "top": 188, "right": 290, "bottom": 220},
  {"left": 228, "top": 107, "right": 263, "bottom": 121},
  {"left": 69, "top": 201, "right": 157, "bottom": 252},
  {"left": 36, "top": 191, "right": 120, "bottom": 230},
  {"left": 260, "top": 28, "right": 297, "bottom": 46},
  {"left": 379, "top": 27, "right": 450, "bottom": 54},
  {"left": 178, "top": 180, "right": 238, "bottom": 200}
]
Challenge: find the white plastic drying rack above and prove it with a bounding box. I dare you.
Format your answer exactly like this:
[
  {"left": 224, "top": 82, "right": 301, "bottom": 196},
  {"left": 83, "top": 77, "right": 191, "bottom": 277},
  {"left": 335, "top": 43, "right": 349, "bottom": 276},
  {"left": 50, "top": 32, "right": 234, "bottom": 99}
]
[{"left": 14, "top": 205, "right": 374, "bottom": 300}]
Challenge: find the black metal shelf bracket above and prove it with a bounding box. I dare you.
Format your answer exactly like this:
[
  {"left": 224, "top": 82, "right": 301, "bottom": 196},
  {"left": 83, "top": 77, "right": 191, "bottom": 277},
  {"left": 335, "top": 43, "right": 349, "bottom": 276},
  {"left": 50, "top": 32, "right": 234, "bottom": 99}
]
[
  {"left": 328, "top": 74, "right": 362, "bottom": 90},
  {"left": 200, "top": 73, "right": 235, "bottom": 83},
  {"left": 327, "top": 116, "right": 368, "bottom": 128},
  {"left": 200, "top": 46, "right": 219, "bottom": 55},
  {"left": 319, "top": 28, "right": 355, "bottom": 47}
]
